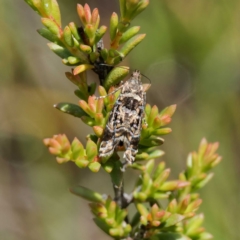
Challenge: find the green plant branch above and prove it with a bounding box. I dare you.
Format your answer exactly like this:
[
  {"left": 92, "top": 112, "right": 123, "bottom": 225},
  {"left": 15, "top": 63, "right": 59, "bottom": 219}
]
[
  {"left": 110, "top": 159, "right": 125, "bottom": 208},
  {"left": 25, "top": 0, "right": 222, "bottom": 239}
]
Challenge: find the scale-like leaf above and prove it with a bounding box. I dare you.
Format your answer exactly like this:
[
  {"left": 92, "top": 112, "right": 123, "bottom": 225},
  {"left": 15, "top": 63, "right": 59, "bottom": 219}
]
[{"left": 54, "top": 102, "right": 88, "bottom": 118}]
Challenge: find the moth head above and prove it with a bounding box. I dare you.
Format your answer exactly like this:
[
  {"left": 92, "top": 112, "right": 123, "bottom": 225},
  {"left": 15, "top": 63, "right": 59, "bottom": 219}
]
[
  {"left": 132, "top": 70, "right": 141, "bottom": 82},
  {"left": 126, "top": 70, "right": 140, "bottom": 88}
]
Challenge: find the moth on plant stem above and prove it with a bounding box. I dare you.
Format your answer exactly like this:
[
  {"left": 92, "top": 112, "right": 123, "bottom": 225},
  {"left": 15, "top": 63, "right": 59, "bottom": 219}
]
[{"left": 97, "top": 68, "right": 151, "bottom": 168}]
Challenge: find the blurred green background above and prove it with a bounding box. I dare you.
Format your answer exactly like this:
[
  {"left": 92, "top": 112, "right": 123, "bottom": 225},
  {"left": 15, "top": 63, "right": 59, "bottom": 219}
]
[{"left": 0, "top": 0, "right": 239, "bottom": 239}]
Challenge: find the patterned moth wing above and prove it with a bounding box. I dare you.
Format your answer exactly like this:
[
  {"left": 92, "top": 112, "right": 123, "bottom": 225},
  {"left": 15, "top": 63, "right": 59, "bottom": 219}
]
[{"left": 99, "top": 70, "right": 146, "bottom": 164}]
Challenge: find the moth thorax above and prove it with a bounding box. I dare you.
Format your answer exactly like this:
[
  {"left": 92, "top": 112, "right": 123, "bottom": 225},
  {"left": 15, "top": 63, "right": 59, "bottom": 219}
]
[{"left": 128, "top": 78, "right": 142, "bottom": 92}]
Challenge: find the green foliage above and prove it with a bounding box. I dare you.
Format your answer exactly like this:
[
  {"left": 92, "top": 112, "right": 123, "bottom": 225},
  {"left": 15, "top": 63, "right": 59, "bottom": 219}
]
[{"left": 25, "top": 0, "right": 221, "bottom": 239}]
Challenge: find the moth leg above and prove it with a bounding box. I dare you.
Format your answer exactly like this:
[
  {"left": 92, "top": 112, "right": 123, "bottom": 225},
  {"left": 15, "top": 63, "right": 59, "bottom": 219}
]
[{"left": 95, "top": 84, "right": 124, "bottom": 99}]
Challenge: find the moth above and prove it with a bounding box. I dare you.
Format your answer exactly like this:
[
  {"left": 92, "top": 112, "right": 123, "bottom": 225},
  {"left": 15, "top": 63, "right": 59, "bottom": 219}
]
[{"left": 98, "top": 70, "right": 151, "bottom": 166}]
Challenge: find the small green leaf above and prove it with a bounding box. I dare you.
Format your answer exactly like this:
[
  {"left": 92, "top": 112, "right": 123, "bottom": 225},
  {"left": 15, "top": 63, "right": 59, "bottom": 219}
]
[
  {"left": 102, "top": 161, "right": 114, "bottom": 173},
  {"left": 141, "top": 173, "right": 152, "bottom": 193},
  {"left": 100, "top": 48, "right": 109, "bottom": 61},
  {"left": 160, "top": 104, "right": 177, "bottom": 118},
  {"left": 119, "top": 34, "right": 146, "bottom": 57},
  {"left": 47, "top": 43, "right": 71, "bottom": 58},
  {"left": 95, "top": 25, "right": 107, "bottom": 44},
  {"left": 107, "top": 201, "right": 116, "bottom": 220},
  {"left": 54, "top": 102, "right": 88, "bottom": 118},
  {"left": 194, "top": 173, "right": 214, "bottom": 190},
  {"left": 153, "top": 162, "right": 166, "bottom": 179},
  {"left": 152, "top": 192, "right": 170, "bottom": 199},
  {"left": 148, "top": 105, "right": 159, "bottom": 126},
  {"left": 119, "top": 0, "right": 126, "bottom": 18},
  {"left": 84, "top": 24, "right": 95, "bottom": 45},
  {"left": 153, "top": 128, "right": 172, "bottom": 135},
  {"left": 37, "top": 28, "right": 63, "bottom": 46},
  {"left": 80, "top": 44, "right": 92, "bottom": 54},
  {"left": 147, "top": 149, "right": 165, "bottom": 160},
  {"left": 71, "top": 138, "right": 85, "bottom": 159},
  {"left": 163, "top": 213, "right": 185, "bottom": 228},
  {"left": 136, "top": 203, "right": 149, "bottom": 217},
  {"left": 185, "top": 214, "right": 204, "bottom": 236},
  {"left": 145, "top": 159, "right": 155, "bottom": 174},
  {"left": 90, "top": 52, "right": 100, "bottom": 63},
  {"left": 110, "top": 12, "right": 119, "bottom": 41},
  {"left": 42, "top": 0, "right": 52, "bottom": 16},
  {"left": 153, "top": 169, "right": 170, "bottom": 189},
  {"left": 41, "top": 18, "right": 61, "bottom": 37},
  {"left": 89, "top": 162, "right": 101, "bottom": 172},
  {"left": 70, "top": 186, "right": 104, "bottom": 203},
  {"left": 135, "top": 152, "right": 149, "bottom": 161},
  {"left": 81, "top": 116, "right": 95, "bottom": 126},
  {"left": 63, "top": 26, "right": 74, "bottom": 47},
  {"left": 119, "top": 26, "right": 140, "bottom": 44},
  {"left": 104, "top": 66, "right": 129, "bottom": 91},
  {"left": 25, "top": 0, "right": 42, "bottom": 15},
  {"left": 69, "top": 22, "right": 81, "bottom": 41},
  {"left": 75, "top": 159, "right": 89, "bottom": 168},
  {"left": 68, "top": 56, "right": 81, "bottom": 65},
  {"left": 93, "top": 218, "right": 110, "bottom": 235},
  {"left": 145, "top": 104, "right": 151, "bottom": 117},
  {"left": 51, "top": 0, "right": 61, "bottom": 27},
  {"left": 86, "top": 139, "right": 98, "bottom": 162},
  {"left": 140, "top": 136, "right": 164, "bottom": 147},
  {"left": 109, "top": 228, "right": 123, "bottom": 237},
  {"left": 134, "top": 192, "right": 147, "bottom": 201},
  {"left": 73, "top": 64, "right": 94, "bottom": 75},
  {"left": 74, "top": 89, "right": 88, "bottom": 101},
  {"left": 130, "top": 0, "right": 150, "bottom": 21}
]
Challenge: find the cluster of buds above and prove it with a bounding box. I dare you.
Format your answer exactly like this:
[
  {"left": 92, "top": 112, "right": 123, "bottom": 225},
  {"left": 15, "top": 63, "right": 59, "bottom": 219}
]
[
  {"left": 109, "top": 12, "right": 146, "bottom": 60},
  {"left": 107, "top": 0, "right": 149, "bottom": 63},
  {"left": 136, "top": 203, "right": 185, "bottom": 237},
  {"left": 90, "top": 198, "right": 132, "bottom": 238},
  {"left": 77, "top": 4, "right": 105, "bottom": 47},
  {"left": 65, "top": 70, "right": 96, "bottom": 101},
  {"left": 179, "top": 138, "right": 222, "bottom": 195},
  {"left": 120, "top": 0, "right": 149, "bottom": 24},
  {"left": 136, "top": 203, "right": 211, "bottom": 239},
  {"left": 183, "top": 214, "right": 213, "bottom": 240},
  {"left": 70, "top": 186, "right": 131, "bottom": 237},
  {"left": 25, "top": 0, "right": 149, "bottom": 81},
  {"left": 167, "top": 195, "right": 202, "bottom": 218},
  {"left": 133, "top": 160, "right": 190, "bottom": 201},
  {"left": 140, "top": 104, "right": 176, "bottom": 146},
  {"left": 43, "top": 134, "right": 101, "bottom": 172},
  {"left": 135, "top": 193, "right": 207, "bottom": 239}
]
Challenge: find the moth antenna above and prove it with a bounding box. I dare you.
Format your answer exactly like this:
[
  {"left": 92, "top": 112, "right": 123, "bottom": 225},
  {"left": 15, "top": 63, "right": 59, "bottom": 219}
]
[{"left": 140, "top": 72, "right": 152, "bottom": 87}]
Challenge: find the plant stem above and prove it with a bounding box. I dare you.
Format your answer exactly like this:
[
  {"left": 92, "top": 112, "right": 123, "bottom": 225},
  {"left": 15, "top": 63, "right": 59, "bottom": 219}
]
[{"left": 110, "top": 160, "right": 125, "bottom": 208}]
